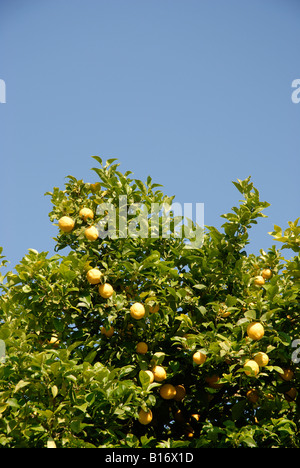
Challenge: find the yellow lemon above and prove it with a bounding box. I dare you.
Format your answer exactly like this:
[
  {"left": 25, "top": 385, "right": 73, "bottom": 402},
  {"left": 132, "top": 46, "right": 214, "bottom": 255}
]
[
  {"left": 254, "top": 275, "right": 265, "bottom": 286},
  {"left": 86, "top": 268, "right": 102, "bottom": 284},
  {"left": 143, "top": 370, "right": 154, "bottom": 384},
  {"left": 247, "top": 322, "right": 265, "bottom": 341},
  {"left": 100, "top": 326, "right": 114, "bottom": 338},
  {"left": 261, "top": 268, "right": 272, "bottom": 280},
  {"left": 244, "top": 360, "right": 260, "bottom": 377},
  {"left": 138, "top": 409, "right": 152, "bottom": 425},
  {"left": 98, "top": 283, "right": 114, "bottom": 299},
  {"left": 160, "top": 384, "right": 177, "bottom": 400},
  {"left": 246, "top": 388, "right": 259, "bottom": 403},
  {"left": 193, "top": 351, "right": 207, "bottom": 365},
  {"left": 205, "top": 374, "right": 223, "bottom": 389},
  {"left": 254, "top": 352, "right": 269, "bottom": 367},
  {"left": 174, "top": 385, "right": 186, "bottom": 401},
  {"left": 84, "top": 225, "right": 98, "bottom": 241},
  {"left": 152, "top": 365, "right": 167, "bottom": 382},
  {"left": 136, "top": 342, "right": 148, "bottom": 354},
  {"left": 130, "top": 302, "right": 145, "bottom": 320},
  {"left": 279, "top": 368, "right": 294, "bottom": 381},
  {"left": 58, "top": 216, "right": 75, "bottom": 233},
  {"left": 79, "top": 207, "right": 94, "bottom": 221}
]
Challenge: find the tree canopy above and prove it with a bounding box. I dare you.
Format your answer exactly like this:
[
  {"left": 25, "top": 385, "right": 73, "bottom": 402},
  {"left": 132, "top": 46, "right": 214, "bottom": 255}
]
[{"left": 0, "top": 157, "right": 299, "bottom": 448}]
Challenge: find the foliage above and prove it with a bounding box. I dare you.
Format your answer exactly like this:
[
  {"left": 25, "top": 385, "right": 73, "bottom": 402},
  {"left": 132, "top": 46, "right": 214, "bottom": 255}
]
[{"left": 0, "top": 157, "right": 299, "bottom": 448}]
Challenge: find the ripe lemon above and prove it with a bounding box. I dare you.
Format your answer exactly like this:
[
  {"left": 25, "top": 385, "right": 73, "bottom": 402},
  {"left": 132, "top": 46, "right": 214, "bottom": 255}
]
[
  {"left": 152, "top": 365, "right": 167, "bottom": 382},
  {"left": 101, "top": 326, "right": 114, "bottom": 338},
  {"left": 79, "top": 207, "right": 94, "bottom": 221},
  {"left": 261, "top": 268, "right": 272, "bottom": 280},
  {"left": 279, "top": 368, "right": 294, "bottom": 381},
  {"left": 84, "top": 225, "right": 98, "bottom": 241},
  {"left": 247, "top": 322, "right": 265, "bottom": 341},
  {"left": 174, "top": 385, "right": 186, "bottom": 401},
  {"left": 244, "top": 360, "right": 260, "bottom": 377},
  {"left": 136, "top": 342, "right": 148, "bottom": 354},
  {"left": 193, "top": 351, "right": 207, "bottom": 365},
  {"left": 98, "top": 283, "right": 114, "bottom": 299},
  {"left": 254, "top": 352, "right": 269, "bottom": 367},
  {"left": 254, "top": 275, "right": 265, "bottom": 286},
  {"left": 138, "top": 408, "right": 152, "bottom": 425},
  {"left": 90, "top": 182, "right": 101, "bottom": 193},
  {"left": 246, "top": 388, "right": 259, "bottom": 403},
  {"left": 86, "top": 268, "right": 102, "bottom": 285},
  {"left": 205, "top": 374, "right": 223, "bottom": 389},
  {"left": 284, "top": 387, "right": 297, "bottom": 402},
  {"left": 130, "top": 302, "right": 145, "bottom": 320},
  {"left": 160, "top": 384, "right": 176, "bottom": 400},
  {"left": 58, "top": 216, "right": 75, "bottom": 233},
  {"left": 143, "top": 370, "right": 154, "bottom": 384}
]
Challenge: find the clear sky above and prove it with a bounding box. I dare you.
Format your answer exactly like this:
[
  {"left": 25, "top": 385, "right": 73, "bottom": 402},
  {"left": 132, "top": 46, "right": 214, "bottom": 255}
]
[{"left": 0, "top": 0, "right": 299, "bottom": 270}]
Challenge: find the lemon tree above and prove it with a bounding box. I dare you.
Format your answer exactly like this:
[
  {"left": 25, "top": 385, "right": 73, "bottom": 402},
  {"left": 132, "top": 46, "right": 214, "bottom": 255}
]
[{"left": 0, "top": 157, "right": 299, "bottom": 448}]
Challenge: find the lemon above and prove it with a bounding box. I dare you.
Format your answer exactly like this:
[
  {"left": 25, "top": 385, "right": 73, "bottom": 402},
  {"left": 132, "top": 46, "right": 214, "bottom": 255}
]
[
  {"left": 246, "top": 388, "right": 259, "bottom": 403},
  {"left": 247, "top": 322, "right": 265, "bottom": 341},
  {"left": 79, "top": 207, "right": 94, "bottom": 221},
  {"left": 152, "top": 365, "right": 167, "bottom": 382},
  {"left": 205, "top": 374, "right": 223, "bottom": 389},
  {"left": 160, "top": 384, "right": 177, "bottom": 400},
  {"left": 244, "top": 360, "right": 260, "bottom": 377},
  {"left": 174, "top": 385, "right": 186, "bottom": 401},
  {"left": 261, "top": 268, "right": 272, "bottom": 280},
  {"left": 100, "top": 326, "right": 114, "bottom": 338},
  {"left": 138, "top": 409, "right": 152, "bottom": 425},
  {"left": 143, "top": 370, "right": 154, "bottom": 384},
  {"left": 58, "top": 216, "right": 75, "bottom": 233},
  {"left": 86, "top": 268, "right": 102, "bottom": 284},
  {"left": 193, "top": 351, "right": 206, "bottom": 365},
  {"left": 254, "top": 275, "right": 265, "bottom": 286},
  {"left": 84, "top": 225, "right": 98, "bottom": 241},
  {"left": 136, "top": 342, "right": 148, "bottom": 354},
  {"left": 279, "top": 368, "right": 294, "bottom": 381},
  {"left": 98, "top": 283, "right": 114, "bottom": 299},
  {"left": 254, "top": 352, "right": 269, "bottom": 367},
  {"left": 130, "top": 302, "right": 145, "bottom": 320}
]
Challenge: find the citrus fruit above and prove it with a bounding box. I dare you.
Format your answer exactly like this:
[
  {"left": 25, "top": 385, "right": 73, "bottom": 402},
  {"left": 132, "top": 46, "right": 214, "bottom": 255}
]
[
  {"left": 244, "top": 360, "right": 260, "bottom": 377},
  {"left": 136, "top": 342, "right": 148, "bottom": 354},
  {"left": 261, "top": 268, "right": 272, "bottom": 280},
  {"left": 98, "top": 283, "right": 114, "bottom": 299},
  {"left": 246, "top": 388, "right": 259, "bottom": 403},
  {"left": 205, "top": 374, "right": 223, "bottom": 389},
  {"left": 100, "top": 326, "right": 114, "bottom": 338},
  {"left": 138, "top": 409, "right": 152, "bottom": 425},
  {"left": 254, "top": 352, "right": 269, "bottom": 367},
  {"left": 143, "top": 370, "right": 154, "bottom": 384},
  {"left": 79, "top": 207, "right": 94, "bottom": 221},
  {"left": 174, "top": 385, "right": 186, "bottom": 401},
  {"left": 279, "top": 368, "right": 294, "bottom": 381},
  {"left": 152, "top": 365, "right": 167, "bottom": 382},
  {"left": 247, "top": 322, "right": 265, "bottom": 341},
  {"left": 193, "top": 351, "right": 206, "bottom": 365},
  {"left": 284, "top": 387, "right": 297, "bottom": 402},
  {"left": 159, "top": 384, "right": 176, "bottom": 400},
  {"left": 58, "top": 216, "right": 75, "bottom": 233},
  {"left": 254, "top": 275, "right": 265, "bottom": 286},
  {"left": 86, "top": 268, "right": 102, "bottom": 284},
  {"left": 130, "top": 302, "right": 145, "bottom": 320},
  {"left": 84, "top": 225, "right": 98, "bottom": 241}
]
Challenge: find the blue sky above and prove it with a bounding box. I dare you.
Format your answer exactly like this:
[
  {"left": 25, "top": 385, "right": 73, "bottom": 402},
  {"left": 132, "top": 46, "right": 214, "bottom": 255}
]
[{"left": 0, "top": 0, "right": 299, "bottom": 270}]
